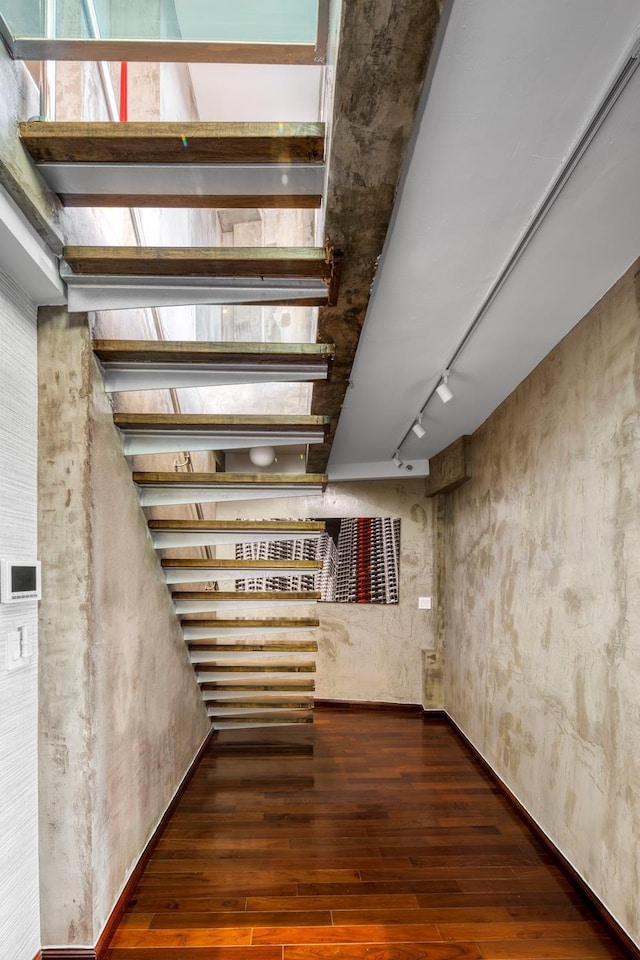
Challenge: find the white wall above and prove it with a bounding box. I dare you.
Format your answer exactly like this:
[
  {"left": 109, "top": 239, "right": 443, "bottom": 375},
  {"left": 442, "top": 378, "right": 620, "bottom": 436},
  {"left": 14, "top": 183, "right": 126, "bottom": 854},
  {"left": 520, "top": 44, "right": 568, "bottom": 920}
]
[{"left": 0, "top": 270, "right": 40, "bottom": 960}]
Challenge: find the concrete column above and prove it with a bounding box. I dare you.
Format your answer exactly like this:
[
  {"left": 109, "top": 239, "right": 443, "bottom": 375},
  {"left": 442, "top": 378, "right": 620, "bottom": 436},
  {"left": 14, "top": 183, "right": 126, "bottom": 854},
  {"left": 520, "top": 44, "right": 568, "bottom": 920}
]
[{"left": 37, "top": 308, "right": 209, "bottom": 948}]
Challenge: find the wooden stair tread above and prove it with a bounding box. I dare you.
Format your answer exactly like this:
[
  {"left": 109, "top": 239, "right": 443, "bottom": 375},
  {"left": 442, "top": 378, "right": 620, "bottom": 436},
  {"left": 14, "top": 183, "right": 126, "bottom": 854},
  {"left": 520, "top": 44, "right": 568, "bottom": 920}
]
[
  {"left": 114, "top": 413, "right": 329, "bottom": 431},
  {"left": 20, "top": 121, "right": 325, "bottom": 164},
  {"left": 134, "top": 471, "right": 327, "bottom": 486},
  {"left": 157, "top": 519, "right": 325, "bottom": 532},
  {"left": 204, "top": 699, "right": 313, "bottom": 709},
  {"left": 188, "top": 641, "right": 318, "bottom": 652},
  {"left": 200, "top": 681, "right": 315, "bottom": 691},
  {"left": 63, "top": 246, "right": 333, "bottom": 280},
  {"left": 197, "top": 664, "right": 316, "bottom": 673},
  {"left": 172, "top": 590, "right": 322, "bottom": 601},
  {"left": 93, "top": 340, "right": 335, "bottom": 365},
  {"left": 162, "top": 559, "right": 321, "bottom": 570},
  {"left": 205, "top": 700, "right": 313, "bottom": 719},
  {"left": 182, "top": 618, "right": 319, "bottom": 628},
  {"left": 209, "top": 714, "right": 313, "bottom": 725}
]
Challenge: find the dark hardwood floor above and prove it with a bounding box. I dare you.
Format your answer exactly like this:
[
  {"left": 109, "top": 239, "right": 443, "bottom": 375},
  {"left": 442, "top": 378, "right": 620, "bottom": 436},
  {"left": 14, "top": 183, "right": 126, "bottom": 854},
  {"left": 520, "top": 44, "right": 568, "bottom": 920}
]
[{"left": 106, "top": 708, "right": 627, "bottom": 959}]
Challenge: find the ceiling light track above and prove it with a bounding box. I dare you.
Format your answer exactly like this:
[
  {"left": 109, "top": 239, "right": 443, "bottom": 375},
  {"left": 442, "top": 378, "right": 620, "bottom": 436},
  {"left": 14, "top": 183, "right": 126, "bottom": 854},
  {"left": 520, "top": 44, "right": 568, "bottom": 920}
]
[{"left": 392, "top": 34, "right": 640, "bottom": 463}]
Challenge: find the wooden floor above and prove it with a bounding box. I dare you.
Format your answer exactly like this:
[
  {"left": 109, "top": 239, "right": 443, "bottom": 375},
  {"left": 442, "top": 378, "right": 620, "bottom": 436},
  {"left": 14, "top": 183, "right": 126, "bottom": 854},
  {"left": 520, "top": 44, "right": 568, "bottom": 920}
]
[{"left": 106, "top": 708, "right": 626, "bottom": 960}]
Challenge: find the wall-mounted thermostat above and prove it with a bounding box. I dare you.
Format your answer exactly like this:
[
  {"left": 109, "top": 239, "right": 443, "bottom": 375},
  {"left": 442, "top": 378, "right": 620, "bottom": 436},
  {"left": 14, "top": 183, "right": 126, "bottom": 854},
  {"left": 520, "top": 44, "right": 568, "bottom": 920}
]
[{"left": 0, "top": 559, "right": 41, "bottom": 603}]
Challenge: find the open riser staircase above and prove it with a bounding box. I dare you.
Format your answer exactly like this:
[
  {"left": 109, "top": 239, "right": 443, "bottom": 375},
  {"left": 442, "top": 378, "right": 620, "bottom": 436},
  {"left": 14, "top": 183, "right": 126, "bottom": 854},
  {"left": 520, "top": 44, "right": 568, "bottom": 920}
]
[
  {"left": 96, "top": 344, "right": 330, "bottom": 730},
  {"left": 96, "top": 342, "right": 331, "bottom": 731},
  {"left": 21, "top": 119, "right": 340, "bottom": 731}
]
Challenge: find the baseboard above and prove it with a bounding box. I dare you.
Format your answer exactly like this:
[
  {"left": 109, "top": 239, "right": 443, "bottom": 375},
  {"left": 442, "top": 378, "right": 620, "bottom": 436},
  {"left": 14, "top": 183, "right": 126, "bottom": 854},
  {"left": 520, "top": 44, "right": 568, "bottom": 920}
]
[
  {"left": 40, "top": 951, "right": 96, "bottom": 960},
  {"left": 42, "top": 726, "right": 214, "bottom": 960},
  {"left": 444, "top": 712, "right": 640, "bottom": 960},
  {"left": 315, "top": 698, "right": 424, "bottom": 714}
]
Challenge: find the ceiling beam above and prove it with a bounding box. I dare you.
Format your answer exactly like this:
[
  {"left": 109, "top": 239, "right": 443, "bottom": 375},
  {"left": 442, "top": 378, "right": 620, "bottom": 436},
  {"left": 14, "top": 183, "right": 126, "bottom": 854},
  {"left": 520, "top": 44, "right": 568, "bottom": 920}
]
[
  {"left": 308, "top": 0, "right": 443, "bottom": 472},
  {"left": 20, "top": 121, "right": 325, "bottom": 164}
]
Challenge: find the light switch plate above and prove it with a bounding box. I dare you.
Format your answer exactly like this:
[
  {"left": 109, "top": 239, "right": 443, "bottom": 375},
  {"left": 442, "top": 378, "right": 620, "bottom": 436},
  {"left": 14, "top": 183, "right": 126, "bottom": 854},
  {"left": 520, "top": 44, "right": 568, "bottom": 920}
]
[
  {"left": 6, "top": 627, "right": 32, "bottom": 671},
  {"left": 6, "top": 630, "right": 22, "bottom": 671},
  {"left": 418, "top": 596, "right": 432, "bottom": 610}
]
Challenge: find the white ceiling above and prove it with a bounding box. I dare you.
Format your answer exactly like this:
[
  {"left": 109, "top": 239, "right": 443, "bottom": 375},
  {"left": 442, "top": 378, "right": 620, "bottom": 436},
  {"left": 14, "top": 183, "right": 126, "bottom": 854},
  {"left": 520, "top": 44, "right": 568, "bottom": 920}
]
[{"left": 328, "top": 0, "right": 640, "bottom": 480}]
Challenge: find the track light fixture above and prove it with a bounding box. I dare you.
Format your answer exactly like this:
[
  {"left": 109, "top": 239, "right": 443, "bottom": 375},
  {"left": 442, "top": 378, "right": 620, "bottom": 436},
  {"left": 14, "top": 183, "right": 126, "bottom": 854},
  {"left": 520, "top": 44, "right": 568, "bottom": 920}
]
[
  {"left": 392, "top": 452, "right": 403, "bottom": 468},
  {"left": 411, "top": 415, "right": 426, "bottom": 439},
  {"left": 436, "top": 370, "right": 453, "bottom": 404}
]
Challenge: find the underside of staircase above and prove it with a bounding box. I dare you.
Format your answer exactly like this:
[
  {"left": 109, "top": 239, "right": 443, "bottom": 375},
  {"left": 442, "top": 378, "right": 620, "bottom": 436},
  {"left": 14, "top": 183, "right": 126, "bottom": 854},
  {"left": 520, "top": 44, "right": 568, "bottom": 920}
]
[{"left": 20, "top": 119, "right": 340, "bottom": 731}]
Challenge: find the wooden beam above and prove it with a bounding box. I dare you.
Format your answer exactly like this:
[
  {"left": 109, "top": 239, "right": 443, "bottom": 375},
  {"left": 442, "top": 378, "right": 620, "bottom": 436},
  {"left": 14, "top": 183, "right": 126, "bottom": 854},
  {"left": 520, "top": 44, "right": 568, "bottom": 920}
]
[
  {"left": 133, "top": 471, "right": 327, "bottom": 486},
  {"left": 161, "top": 559, "right": 321, "bottom": 572},
  {"left": 154, "top": 519, "right": 325, "bottom": 532},
  {"left": 174, "top": 590, "right": 322, "bottom": 601},
  {"left": 200, "top": 681, "right": 316, "bottom": 691},
  {"left": 188, "top": 642, "right": 318, "bottom": 652},
  {"left": 209, "top": 714, "right": 313, "bottom": 724},
  {"left": 93, "top": 339, "right": 335, "bottom": 365},
  {"left": 20, "top": 121, "right": 325, "bottom": 164},
  {"left": 13, "top": 39, "right": 322, "bottom": 65},
  {"left": 114, "top": 413, "right": 329, "bottom": 432},
  {"left": 63, "top": 246, "right": 333, "bottom": 280},
  {"left": 203, "top": 699, "right": 314, "bottom": 708},
  {"left": 198, "top": 664, "right": 316, "bottom": 673}
]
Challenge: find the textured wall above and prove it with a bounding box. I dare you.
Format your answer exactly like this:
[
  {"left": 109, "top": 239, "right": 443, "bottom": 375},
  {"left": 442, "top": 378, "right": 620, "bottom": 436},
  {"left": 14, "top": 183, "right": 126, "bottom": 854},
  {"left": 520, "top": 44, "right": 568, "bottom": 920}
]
[
  {"left": 444, "top": 260, "right": 640, "bottom": 946},
  {"left": 215, "top": 479, "right": 440, "bottom": 707},
  {"left": 0, "top": 271, "right": 40, "bottom": 960},
  {"left": 38, "top": 308, "right": 209, "bottom": 948}
]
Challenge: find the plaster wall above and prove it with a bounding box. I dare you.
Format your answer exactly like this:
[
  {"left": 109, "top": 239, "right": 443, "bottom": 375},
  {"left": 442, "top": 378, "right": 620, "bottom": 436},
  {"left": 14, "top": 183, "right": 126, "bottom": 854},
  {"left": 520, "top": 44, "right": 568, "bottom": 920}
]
[
  {"left": 444, "top": 260, "right": 640, "bottom": 946},
  {"left": 0, "top": 271, "right": 40, "bottom": 960},
  {"left": 215, "top": 479, "right": 441, "bottom": 707},
  {"left": 38, "top": 308, "right": 209, "bottom": 948}
]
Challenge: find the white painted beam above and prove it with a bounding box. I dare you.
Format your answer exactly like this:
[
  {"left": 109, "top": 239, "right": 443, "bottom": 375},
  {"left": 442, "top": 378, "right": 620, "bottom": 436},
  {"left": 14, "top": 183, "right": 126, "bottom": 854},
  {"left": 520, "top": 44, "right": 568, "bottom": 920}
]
[
  {"left": 153, "top": 529, "right": 323, "bottom": 548},
  {"left": 174, "top": 596, "right": 316, "bottom": 612},
  {"left": 137, "top": 483, "right": 325, "bottom": 507},
  {"left": 36, "top": 162, "right": 325, "bottom": 199},
  {"left": 102, "top": 361, "right": 329, "bottom": 392},
  {"left": 121, "top": 428, "right": 322, "bottom": 456},
  {"left": 65, "top": 277, "right": 328, "bottom": 312},
  {"left": 164, "top": 564, "right": 318, "bottom": 583}
]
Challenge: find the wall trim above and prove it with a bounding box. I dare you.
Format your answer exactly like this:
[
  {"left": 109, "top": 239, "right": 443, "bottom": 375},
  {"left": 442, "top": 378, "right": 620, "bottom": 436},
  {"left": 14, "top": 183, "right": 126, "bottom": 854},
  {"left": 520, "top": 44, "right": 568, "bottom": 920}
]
[
  {"left": 40, "top": 951, "right": 96, "bottom": 960},
  {"left": 443, "top": 711, "right": 640, "bottom": 960},
  {"left": 315, "top": 698, "right": 425, "bottom": 714},
  {"left": 42, "top": 726, "right": 214, "bottom": 960}
]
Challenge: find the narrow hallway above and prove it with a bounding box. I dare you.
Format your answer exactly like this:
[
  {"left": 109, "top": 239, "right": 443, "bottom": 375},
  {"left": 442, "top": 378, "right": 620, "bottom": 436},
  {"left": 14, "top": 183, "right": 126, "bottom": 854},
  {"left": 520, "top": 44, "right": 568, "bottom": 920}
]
[{"left": 105, "top": 707, "right": 624, "bottom": 959}]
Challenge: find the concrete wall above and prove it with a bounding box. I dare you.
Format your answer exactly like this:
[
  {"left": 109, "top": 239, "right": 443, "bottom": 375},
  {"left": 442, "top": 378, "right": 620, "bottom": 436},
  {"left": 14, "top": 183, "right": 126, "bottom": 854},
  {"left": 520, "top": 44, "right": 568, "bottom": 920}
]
[
  {"left": 38, "top": 308, "right": 209, "bottom": 948},
  {"left": 444, "top": 259, "right": 640, "bottom": 947},
  {"left": 0, "top": 271, "right": 40, "bottom": 960},
  {"left": 215, "top": 479, "right": 441, "bottom": 707}
]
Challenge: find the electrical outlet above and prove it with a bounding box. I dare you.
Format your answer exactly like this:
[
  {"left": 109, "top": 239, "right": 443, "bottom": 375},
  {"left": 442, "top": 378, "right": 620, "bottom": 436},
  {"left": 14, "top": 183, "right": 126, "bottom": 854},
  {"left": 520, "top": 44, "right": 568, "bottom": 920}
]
[{"left": 418, "top": 596, "right": 432, "bottom": 610}]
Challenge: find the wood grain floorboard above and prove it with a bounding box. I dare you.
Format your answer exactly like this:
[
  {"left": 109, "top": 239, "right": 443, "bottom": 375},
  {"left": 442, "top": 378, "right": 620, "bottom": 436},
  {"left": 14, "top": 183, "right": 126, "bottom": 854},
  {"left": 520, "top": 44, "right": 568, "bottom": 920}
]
[
  {"left": 283, "top": 947, "right": 482, "bottom": 960},
  {"left": 104, "top": 710, "right": 626, "bottom": 960},
  {"left": 107, "top": 950, "right": 282, "bottom": 960}
]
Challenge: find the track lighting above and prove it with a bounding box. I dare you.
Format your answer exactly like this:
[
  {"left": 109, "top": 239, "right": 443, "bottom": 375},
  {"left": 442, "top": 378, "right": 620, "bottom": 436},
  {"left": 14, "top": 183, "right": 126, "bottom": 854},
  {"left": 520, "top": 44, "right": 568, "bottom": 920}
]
[
  {"left": 411, "top": 415, "right": 426, "bottom": 439},
  {"left": 436, "top": 370, "right": 453, "bottom": 404},
  {"left": 392, "top": 452, "right": 403, "bottom": 468}
]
